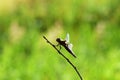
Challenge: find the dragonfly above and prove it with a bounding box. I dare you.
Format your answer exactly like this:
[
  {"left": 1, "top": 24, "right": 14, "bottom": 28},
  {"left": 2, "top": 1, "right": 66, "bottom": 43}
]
[{"left": 56, "top": 33, "right": 76, "bottom": 58}]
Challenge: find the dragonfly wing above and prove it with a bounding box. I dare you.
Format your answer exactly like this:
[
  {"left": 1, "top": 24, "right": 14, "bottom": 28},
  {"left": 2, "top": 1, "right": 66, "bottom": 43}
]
[
  {"left": 68, "top": 44, "right": 73, "bottom": 52},
  {"left": 65, "top": 33, "right": 69, "bottom": 43},
  {"left": 68, "top": 43, "right": 76, "bottom": 55}
]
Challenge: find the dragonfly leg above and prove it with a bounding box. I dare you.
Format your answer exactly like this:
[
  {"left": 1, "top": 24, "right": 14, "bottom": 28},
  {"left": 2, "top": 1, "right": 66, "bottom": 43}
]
[
  {"left": 56, "top": 44, "right": 62, "bottom": 50},
  {"left": 56, "top": 44, "right": 59, "bottom": 46},
  {"left": 59, "top": 45, "right": 62, "bottom": 50}
]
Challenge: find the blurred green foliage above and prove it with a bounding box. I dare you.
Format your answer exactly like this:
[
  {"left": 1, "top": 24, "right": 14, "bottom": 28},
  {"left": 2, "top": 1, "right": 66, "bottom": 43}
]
[{"left": 0, "top": 0, "right": 120, "bottom": 80}]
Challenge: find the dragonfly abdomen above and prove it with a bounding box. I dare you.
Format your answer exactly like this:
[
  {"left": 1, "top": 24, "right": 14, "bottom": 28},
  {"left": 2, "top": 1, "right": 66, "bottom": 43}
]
[{"left": 63, "top": 45, "right": 76, "bottom": 58}]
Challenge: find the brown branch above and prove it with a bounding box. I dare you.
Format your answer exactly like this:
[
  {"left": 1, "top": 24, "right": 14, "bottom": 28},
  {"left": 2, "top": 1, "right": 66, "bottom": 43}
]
[{"left": 43, "top": 36, "right": 83, "bottom": 80}]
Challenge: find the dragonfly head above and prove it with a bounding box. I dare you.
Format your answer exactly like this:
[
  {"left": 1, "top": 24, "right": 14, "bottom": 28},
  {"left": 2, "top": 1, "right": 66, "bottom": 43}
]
[{"left": 56, "top": 38, "right": 61, "bottom": 42}]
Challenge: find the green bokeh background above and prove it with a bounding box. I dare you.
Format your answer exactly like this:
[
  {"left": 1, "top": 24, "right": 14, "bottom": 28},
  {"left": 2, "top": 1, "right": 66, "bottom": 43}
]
[{"left": 0, "top": 0, "right": 120, "bottom": 80}]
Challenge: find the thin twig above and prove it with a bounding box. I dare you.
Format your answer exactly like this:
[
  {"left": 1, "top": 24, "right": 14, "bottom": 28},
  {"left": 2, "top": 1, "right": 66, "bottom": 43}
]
[{"left": 43, "top": 36, "right": 83, "bottom": 80}]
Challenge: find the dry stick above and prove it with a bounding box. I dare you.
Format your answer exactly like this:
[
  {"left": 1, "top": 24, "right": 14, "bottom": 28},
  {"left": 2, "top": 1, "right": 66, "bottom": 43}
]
[{"left": 43, "top": 36, "right": 83, "bottom": 80}]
